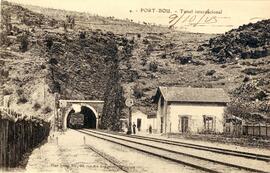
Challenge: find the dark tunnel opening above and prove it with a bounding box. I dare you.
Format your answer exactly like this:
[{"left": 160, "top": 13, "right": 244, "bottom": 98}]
[
  {"left": 81, "top": 106, "right": 96, "bottom": 128},
  {"left": 67, "top": 106, "right": 97, "bottom": 129}
]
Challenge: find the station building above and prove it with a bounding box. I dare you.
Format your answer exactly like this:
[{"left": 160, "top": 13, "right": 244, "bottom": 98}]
[{"left": 153, "top": 87, "right": 230, "bottom": 134}]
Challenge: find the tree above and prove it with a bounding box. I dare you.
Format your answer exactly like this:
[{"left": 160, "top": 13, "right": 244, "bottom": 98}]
[
  {"left": 70, "top": 17, "right": 75, "bottom": 29},
  {"left": 101, "top": 64, "right": 125, "bottom": 131},
  {"left": 65, "top": 15, "right": 75, "bottom": 29},
  {"left": 133, "top": 83, "right": 144, "bottom": 99},
  {"left": 19, "top": 31, "right": 29, "bottom": 52},
  {"left": 63, "top": 22, "right": 67, "bottom": 32}
]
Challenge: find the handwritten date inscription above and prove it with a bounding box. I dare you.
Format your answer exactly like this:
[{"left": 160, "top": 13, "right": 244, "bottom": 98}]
[
  {"left": 169, "top": 10, "right": 218, "bottom": 28},
  {"left": 130, "top": 8, "right": 230, "bottom": 29}
]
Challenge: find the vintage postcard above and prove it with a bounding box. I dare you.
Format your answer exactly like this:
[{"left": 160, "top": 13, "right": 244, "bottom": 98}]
[{"left": 0, "top": 0, "right": 270, "bottom": 173}]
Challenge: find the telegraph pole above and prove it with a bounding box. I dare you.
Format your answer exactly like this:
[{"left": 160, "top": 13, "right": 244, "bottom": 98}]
[{"left": 125, "top": 98, "right": 134, "bottom": 135}]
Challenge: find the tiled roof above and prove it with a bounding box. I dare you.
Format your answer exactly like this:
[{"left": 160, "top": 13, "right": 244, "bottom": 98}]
[{"left": 156, "top": 87, "right": 230, "bottom": 103}]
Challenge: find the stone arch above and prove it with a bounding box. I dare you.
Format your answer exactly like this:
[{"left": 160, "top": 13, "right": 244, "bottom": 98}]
[{"left": 63, "top": 104, "right": 98, "bottom": 130}]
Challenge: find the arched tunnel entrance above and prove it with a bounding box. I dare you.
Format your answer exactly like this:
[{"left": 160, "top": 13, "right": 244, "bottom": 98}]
[{"left": 67, "top": 106, "right": 97, "bottom": 129}]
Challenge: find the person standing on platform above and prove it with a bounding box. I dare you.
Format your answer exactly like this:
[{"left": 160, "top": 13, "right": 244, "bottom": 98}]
[
  {"left": 132, "top": 122, "right": 136, "bottom": 134},
  {"left": 149, "top": 125, "right": 152, "bottom": 134}
]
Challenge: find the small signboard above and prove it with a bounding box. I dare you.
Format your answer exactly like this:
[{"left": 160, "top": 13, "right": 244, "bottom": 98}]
[{"left": 125, "top": 98, "right": 134, "bottom": 107}]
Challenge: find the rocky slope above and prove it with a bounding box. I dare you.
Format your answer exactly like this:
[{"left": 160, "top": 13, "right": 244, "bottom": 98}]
[
  {"left": 0, "top": 1, "right": 133, "bottom": 129},
  {"left": 1, "top": 1, "right": 269, "bottom": 127},
  {"left": 207, "top": 19, "right": 270, "bottom": 63}
]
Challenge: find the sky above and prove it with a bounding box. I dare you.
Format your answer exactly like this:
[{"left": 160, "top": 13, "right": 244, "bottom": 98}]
[{"left": 6, "top": 0, "right": 270, "bottom": 33}]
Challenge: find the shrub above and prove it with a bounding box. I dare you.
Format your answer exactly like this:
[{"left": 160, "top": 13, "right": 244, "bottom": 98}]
[
  {"left": 254, "top": 90, "right": 267, "bottom": 101},
  {"left": 133, "top": 84, "right": 144, "bottom": 99},
  {"left": 33, "top": 102, "right": 41, "bottom": 111},
  {"left": 127, "top": 63, "right": 132, "bottom": 70},
  {"left": 49, "top": 19, "right": 57, "bottom": 27},
  {"left": 161, "top": 53, "right": 167, "bottom": 59},
  {"left": 63, "top": 22, "right": 67, "bottom": 32},
  {"left": 146, "top": 44, "right": 154, "bottom": 55},
  {"left": 149, "top": 61, "right": 158, "bottom": 72},
  {"left": 16, "top": 88, "right": 24, "bottom": 96},
  {"left": 53, "top": 81, "right": 61, "bottom": 93},
  {"left": 243, "top": 76, "right": 249, "bottom": 82},
  {"left": 3, "top": 88, "right": 13, "bottom": 95},
  {"left": 140, "top": 57, "right": 147, "bottom": 66},
  {"left": 220, "top": 64, "right": 227, "bottom": 68},
  {"left": 206, "top": 70, "right": 216, "bottom": 76},
  {"left": 79, "top": 31, "right": 86, "bottom": 39},
  {"left": 178, "top": 56, "right": 192, "bottom": 65},
  {"left": 49, "top": 58, "right": 58, "bottom": 65},
  {"left": 225, "top": 99, "right": 256, "bottom": 118},
  {"left": 0, "top": 69, "right": 9, "bottom": 78},
  {"left": 17, "top": 95, "right": 28, "bottom": 104},
  {"left": 19, "top": 32, "right": 29, "bottom": 52},
  {"left": 40, "top": 64, "right": 46, "bottom": 69},
  {"left": 43, "top": 106, "right": 52, "bottom": 114},
  {"left": 143, "top": 39, "right": 149, "bottom": 44},
  {"left": 45, "top": 37, "right": 53, "bottom": 50}
]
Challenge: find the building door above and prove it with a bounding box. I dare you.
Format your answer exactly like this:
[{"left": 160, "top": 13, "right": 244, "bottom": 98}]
[
  {"left": 181, "top": 116, "right": 189, "bottom": 133},
  {"left": 137, "top": 118, "right": 142, "bottom": 131}
]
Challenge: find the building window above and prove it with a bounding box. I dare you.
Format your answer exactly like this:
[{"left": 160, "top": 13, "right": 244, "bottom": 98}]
[
  {"left": 178, "top": 115, "right": 189, "bottom": 133},
  {"left": 203, "top": 115, "right": 215, "bottom": 133}
]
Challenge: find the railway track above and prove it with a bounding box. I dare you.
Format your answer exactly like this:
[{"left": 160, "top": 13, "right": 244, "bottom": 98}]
[
  {"left": 78, "top": 129, "right": 270, "bottom": 173},
  {"left": 85, "top": 145, "right": 129, "bottom": 172},
  {"left": 97, "top": 130, "right": 270, "bottom": 162}
]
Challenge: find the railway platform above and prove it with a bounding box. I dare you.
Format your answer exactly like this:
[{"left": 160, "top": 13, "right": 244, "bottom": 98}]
[{"left": 22, "top": 130, "right": 203, "bottom": 173}]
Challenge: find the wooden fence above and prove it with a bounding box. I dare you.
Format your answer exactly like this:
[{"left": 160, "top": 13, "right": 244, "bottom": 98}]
[
  {"left": 0, "top": 109, "right": 50, "bottom": 168},
  {"left": 242, "top": 124, "right": 270, "bottom": 137}
]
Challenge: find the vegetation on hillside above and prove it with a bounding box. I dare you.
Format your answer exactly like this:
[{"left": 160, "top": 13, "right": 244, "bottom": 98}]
[{"left": 1, "top": 1, "right": 269, "bottom": 128}]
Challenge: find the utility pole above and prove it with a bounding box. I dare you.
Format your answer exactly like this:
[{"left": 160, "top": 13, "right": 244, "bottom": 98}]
[{"left": 125, "top": 98, "right": 134, "bottom": 135}]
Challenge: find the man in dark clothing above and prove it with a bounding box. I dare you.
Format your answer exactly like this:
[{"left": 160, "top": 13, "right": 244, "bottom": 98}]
[{"left": 132, "top": 122, "right": 136, "bottom": 134}]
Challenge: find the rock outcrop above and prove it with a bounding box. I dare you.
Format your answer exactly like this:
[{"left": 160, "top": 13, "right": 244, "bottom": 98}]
[{"left": 207, "top": 19, "right": 270, "bottom": 63}]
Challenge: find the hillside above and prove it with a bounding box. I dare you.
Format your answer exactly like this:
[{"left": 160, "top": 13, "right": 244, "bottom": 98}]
[
  {"left": 0, "top": 1, "right": 133, "bottom": 126},
  {"left": 1, "top": 1, "right": 269, "bottom": 127},
  {"left": 208, "top": 19, "right": 270, "bottom": 63}
]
